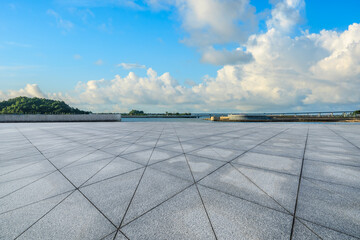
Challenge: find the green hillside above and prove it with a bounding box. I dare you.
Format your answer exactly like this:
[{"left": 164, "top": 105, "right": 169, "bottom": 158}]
[{"left": 0, "top": 97, "right": 91, "bottom": 114}]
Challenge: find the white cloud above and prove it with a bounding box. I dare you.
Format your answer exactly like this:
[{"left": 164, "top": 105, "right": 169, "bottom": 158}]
[
  {"left": 177, "top": 0, "right": 257, "bottom": 65},
  {"left": 94, "top": 59, "right": 103, "bottom": 65},
  {"left": 3, "top": 0, "right": 360, "bottom": 112},
  {"left": 47, "top": 9, "right": 74, "bottom": 32},
  {"left": 266, "top": 0, "right": 305, "bottom": 32},
  {"left": 74, "top": 68, "right": 195, "bottom": 107},
  {"left": 309, "top": 23, "right": 360, "bottom": 81},
  {"left": 0, "top": 84, "right": 46, "bottom": 100},
  {"left": 117, "top": 63, "right": 146, "bottom": 70},
  {"left": 144, "top": 0, "right": 258, "bottom": 65},
  {"left": 176, "top": 0, "right": 256, "bottom": 46}
]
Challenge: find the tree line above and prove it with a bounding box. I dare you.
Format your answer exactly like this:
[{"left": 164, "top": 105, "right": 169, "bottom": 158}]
[{"left": 0, "top": 97, "right": 91, "bottom": 114}]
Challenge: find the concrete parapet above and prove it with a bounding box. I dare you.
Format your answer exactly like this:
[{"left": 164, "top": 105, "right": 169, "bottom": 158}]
[{"left": 228, "top": 114, "right": 271, "bottom": 121}]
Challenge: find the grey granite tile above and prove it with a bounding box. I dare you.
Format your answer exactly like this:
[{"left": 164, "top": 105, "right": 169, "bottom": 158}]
[
  {"left": 0, "top": 154, "right": 46, "bottom": 176},
  {"left": 121, "top": 186, "right": 216, "bottom": 240},
  {"left": 251, "top": 145, "right": 304, "bottom": 159},
  {"left": 120, "top": 144, "right": 154, "bottom": 156},
  {"left": 190, "top": 146, "right": 244, "bottom": 162},
  {"left": 199, "top": 164, "right": 285, "bottom": 212},
  {"left": 198, "top": 185, "right": 293, "bottom": 240},
  {"left": 157, "top": 142, "right": 184, "bottom": 153},
  {"left": 0, "top": 171, "right": 50, "bottom": 198},
  {"left": 212, "top": 138, "right": 259, "bottom": 151},
  {"left": 148, "top": 148, "right": 182, "bottom": 164},
  {"left": 293, "top": 219, "right": 358, "bottom": 240},
  {"left": 186, "top": 154, "right": 225, "bottom": 181},
  {"left": 101, "top": 231, "right": 116, "bottom": 240},
  {"left": 1, "top": 123, "right": 359, "bottom": 239},
  {"left": 0, "top": 192, "right": 70, "bottom": 239},
  {"left": 154, "top": 139, "right": 179, "bottom": 147},
  {"left": 232, "top": 164, "right": 299, "bottom": 213},
  {"left": 103, "top": 140, "right": 132, "bottom": 149},
  {"left": 149, "top": 155, "right": 193, "bottom": 181},
  {"left": 0, "top": 148, "right": 40, "bottom": 161},
  {"left": 305, "top": 151, "right": 360, "bottom": 167},
  {"left": 296, "top": 178, "right": 360, "bottom": 238},
  {"left": 17, "top": 191, "right": 116, "bottom": 240},
  {"left": 61, "top": 158, "right": 113, "bottom": 187},
  {"left": 87, "top": 138, "right": 117, "bottom": 149},
  {"left": 135, "top": 139, "right": 160, "bottom": 148},
  {"left": 41, "top": 142, "right": 83, "bottom": 157},
  {"left": 262, "top": 141, "right": 304, "bottom": 149},
  {"left": 292, "top": 220, "right": 320, "bottom": 240},
  {"left": 176, "top": 141, "right": 204, "bottom": 153},
  {"left": 121, "top": 149, "right": 154, "bottom": 165},
  {"left": 101, "top": 231, "right": 127, "bottom": 240},
  {"left": 122, "top": 168, "right": 192, "bottom": 225},
  {"left": 48, "top": 148, "right": 97, "bottom": 169},
  {"left": 306, "top": 143, "right": 360, "bottom": 155},
  {"left": 101, "top": 144, "right": 132, "bottom": 156},
  {"left": 80, "top": 169, "right": 143, "bottom": 226},
  {"left": 0, "top": 160, "right": 56, "bottom": 183},
  {"left": 67, "top": 150, "right": 115, "bottom": 167},
  {"left": 303, "top": 160, "right": 360, "bottom": 188},
  {"left": 233, "top": 152, "right": 302, "bottom": 175},
  {"left": 85, "top": 157, "right": 143, "bottom": 185},
  {"left": 0, "top": 171, "right": 74, "bottom": 213}
]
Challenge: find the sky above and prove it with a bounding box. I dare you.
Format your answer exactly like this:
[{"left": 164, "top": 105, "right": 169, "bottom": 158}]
[{"left": 0, "top": 0, "right": 360, "bottom": 113}]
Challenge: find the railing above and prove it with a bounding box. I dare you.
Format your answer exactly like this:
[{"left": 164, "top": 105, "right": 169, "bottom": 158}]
[{"left": 192, "top": 111, "right": 358, "bottom": 118}]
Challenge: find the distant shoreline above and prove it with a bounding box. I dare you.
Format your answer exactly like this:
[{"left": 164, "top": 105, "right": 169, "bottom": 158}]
[
  {"left": 205, "top": 115, "right": 360, "bottom": 122},
  {"left": 122, "top": 115, "right": 198, "bottom": 118}
]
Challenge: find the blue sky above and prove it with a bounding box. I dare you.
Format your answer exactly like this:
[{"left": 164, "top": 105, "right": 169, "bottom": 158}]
[{"left": 1, "top": 0, "right": 360, "bottom": 113}]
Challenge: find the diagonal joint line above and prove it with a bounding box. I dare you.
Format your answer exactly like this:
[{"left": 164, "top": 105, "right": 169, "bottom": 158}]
[
  {"left": 290, "top": 128, "right": 309, "bottom": 240},
  {"left": 113, "top": 127, "right": 165, "bottom": 240}
]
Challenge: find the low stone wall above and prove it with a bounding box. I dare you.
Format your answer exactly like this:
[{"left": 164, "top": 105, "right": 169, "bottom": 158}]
[
  {"left": 228, "top": 114, "right": 272, "bottom": 121},
  {"left": 0, "top": 114, "right": 121, "bottom": 122}
]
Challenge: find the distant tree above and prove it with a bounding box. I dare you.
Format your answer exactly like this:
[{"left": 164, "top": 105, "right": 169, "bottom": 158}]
[
  {"left": 0, "top": 97, "right": 91, "bottom": 114},
  {"left": 128, "top": 109, "right": 145, "bottom": 115},
  {"left": 354, "top": 110, "right": 360, "bottom": 115}
]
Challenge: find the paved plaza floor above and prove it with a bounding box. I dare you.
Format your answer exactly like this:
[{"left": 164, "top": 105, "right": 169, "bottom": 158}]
[{"left": 0, "top": 122, "right": 359, "bottom": 239}]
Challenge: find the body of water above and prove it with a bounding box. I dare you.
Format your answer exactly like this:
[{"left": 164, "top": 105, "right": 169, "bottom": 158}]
[
  {"left": 121, "top": 117, "right": 206, "bottom": 122},
  {"left": 121, "top": 117, "right": 360, "bottom": 124}
]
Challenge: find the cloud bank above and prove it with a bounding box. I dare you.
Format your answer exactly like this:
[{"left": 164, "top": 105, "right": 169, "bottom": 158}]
[{"left": 2, "top": 0, "right": 360, "bottom": 112}]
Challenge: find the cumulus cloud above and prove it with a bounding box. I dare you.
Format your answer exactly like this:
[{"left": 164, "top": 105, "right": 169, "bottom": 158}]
[
  {"left": 3, "top": 0, "right": 360, "bottom": 112},
  {"left": 309, "top": 23, "right": 360, "bottom": 81},
  {"left": 143, "top": 0, "right": 258, "bottom": 65},
  {"left": 266, "top": 0, "right": 305, "bottom": 32},
  {"left": 178, "top": 0, "right": 257, "bottom": 65},
  {"left": 0, "top": 84, "right": 46, "bottom": 100},
  {"left": 190, "top": 0, "right": 360, "bottom": 111},
  {"left": 176, "top": 0, "right": 257, "bottom": 46},
  {"left": 73, "top": 68, "right": 195, "bottom": 108},
  {"left": 117, "top": 63, "right": 146, "bottom": 70}
]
